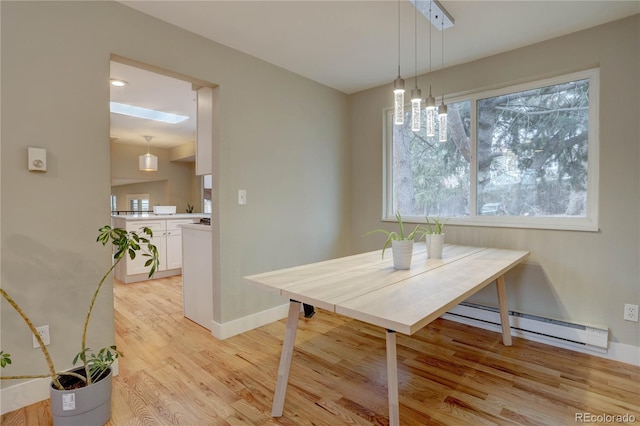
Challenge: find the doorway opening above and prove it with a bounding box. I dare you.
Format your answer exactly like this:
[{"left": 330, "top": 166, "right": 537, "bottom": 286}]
[{"left": 108, "top": 55, "right": 216, "bottom": 324}]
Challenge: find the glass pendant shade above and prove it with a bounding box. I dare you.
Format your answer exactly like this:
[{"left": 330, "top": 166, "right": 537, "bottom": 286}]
[
  {"left": 425, "top": 93, "right": 437, "bottom": 137},
  {"left": 139, "top": 153, "right": 158, "bottom": 171},
  {"left": 410, "top": 87, "right": 422, "bottom": 131},
  {"left": 393, "top": 77, "right": 405, "bottom": 125},
  {"left": 139, "top": 135, "right": 158, "bottom": 171},
  {"left": 438, "top": 102, "right": 448, "bottom": 142}
]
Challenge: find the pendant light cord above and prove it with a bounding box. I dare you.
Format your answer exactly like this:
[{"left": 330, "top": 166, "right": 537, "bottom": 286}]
[
  {"left": 414, "top": 1, "right": 418, "bottom": 88},
  {"left": 144, "top": 135, "right": 153, "bottom": 155},
  {"left": 441, "top": 13, "right": 444, "bottom": 77},
  {"left": 428, "top": 0, "right": 433, "bottom": 96},
  {"left": 397, "top": 0, "right": 401, "bottom": 78},
  {"left": 441, "top": 10, "right": 444, "bottom": 104}
]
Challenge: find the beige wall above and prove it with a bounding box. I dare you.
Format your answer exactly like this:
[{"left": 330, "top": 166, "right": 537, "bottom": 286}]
[
  {"left": 110, "top": 143, "right": 198, "bottom": 213},
  {"left": 0, "top": 0, "right": 349, "bottom": 392},
  {"left": 348, "top": 15, "right": 640, "bottom": 348}
]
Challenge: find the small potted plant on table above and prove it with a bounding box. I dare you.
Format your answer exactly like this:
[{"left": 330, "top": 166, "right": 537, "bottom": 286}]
[
  {"left": 424, "top": 217, "right": 447, "bottom": 259},
  {"left": 365, "top": 212, "right": 424, "bottom": 270}
]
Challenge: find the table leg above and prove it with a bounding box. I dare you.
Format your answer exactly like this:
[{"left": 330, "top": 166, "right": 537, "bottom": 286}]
[
  {"left": 385, "top": 329, "right": 400, "bottom": 426},
  {"left": 272, "top": 300, "right": 301, "bottom": 417},
  {"left": 496, "top": 275, "right": 512, "bottom": 346}
]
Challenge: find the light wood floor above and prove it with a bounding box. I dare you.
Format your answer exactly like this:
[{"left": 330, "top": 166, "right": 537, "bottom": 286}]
[{"left": 3, "top": 276, "right": 639, "bottom": 425}]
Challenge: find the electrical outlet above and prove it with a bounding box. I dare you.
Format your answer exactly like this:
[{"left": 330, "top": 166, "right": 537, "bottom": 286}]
[
  {"left": 32, "top": 325, "right": 50, "bottom": 348},
  {"left": 624, "top": 304, "right": 639, "bottom": 322}
]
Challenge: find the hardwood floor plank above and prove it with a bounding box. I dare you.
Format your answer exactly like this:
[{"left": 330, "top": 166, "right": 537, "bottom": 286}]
[{"left": 2, "top": 275, "right": 639, "bottom": 425}]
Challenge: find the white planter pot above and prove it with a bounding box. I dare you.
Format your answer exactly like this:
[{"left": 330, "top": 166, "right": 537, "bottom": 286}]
[
  {"left": 50, "top": 367, "right": 112, "bottom": 426},
  {"left": 391, "top": 240, "right": 414, "bottom": 270},
  {"left": 426, "top": 233, "right": 445, "bottom": 259}
]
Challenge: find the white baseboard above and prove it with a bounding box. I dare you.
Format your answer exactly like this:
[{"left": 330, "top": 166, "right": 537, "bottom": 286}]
[
  {"left": 210, "top": 303, "right": 290, "bottom": 340},
  {"left": 0, "top": 361, "right": 120, "bottom": 415},
  {"left": 442, "top": 313, "right": 640, "bottom": 367},
  {"left": 211, "top": 303, "right": 639, "bottom": 366},
  {"left": 0, "top": 377, "right": 50, "bottom": 415}
]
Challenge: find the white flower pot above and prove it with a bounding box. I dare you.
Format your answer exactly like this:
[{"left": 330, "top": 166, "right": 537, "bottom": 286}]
[
  {"left": 426, "top": 233, "right": 445, "bottom": 259},
  {"left": 391, "top": 240, "right": 414, "bottom": 270}
]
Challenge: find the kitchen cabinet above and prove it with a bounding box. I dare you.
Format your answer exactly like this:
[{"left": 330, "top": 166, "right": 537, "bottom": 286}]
[
  {"left": 124, "top": 220, "right": 166, "bottom": 276},
  {"left": 112, "top": 214, "right": 206, "bottom": 283},
  {"left": 166, "top": 219, "right": 191, "bottom": 270},
  {"left": 196, "top": 86, "right": 214, "bottom": 176}
]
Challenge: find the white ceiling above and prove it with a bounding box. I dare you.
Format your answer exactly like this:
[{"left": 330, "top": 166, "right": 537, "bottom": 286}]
[
  {"left": 111, "top": 0, "right": 639, "bottom": 148},
  {"left": 110, "top": 61, "right": 196, "bottom": 148}
]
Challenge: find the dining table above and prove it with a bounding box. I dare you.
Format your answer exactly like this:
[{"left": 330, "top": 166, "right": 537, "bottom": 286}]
[{"left": 244, "top": 242, "right": 530, "bottom": 425}]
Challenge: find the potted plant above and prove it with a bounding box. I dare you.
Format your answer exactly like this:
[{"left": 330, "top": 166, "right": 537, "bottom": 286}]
[
  {"left": 0, "top": 225, "right": 159, "bottom": 425},
  {"left": 365, "top": 212, "right": 424, "bottom": 270},
  {"left": 424, "top": 217, "right": 448, "bottom": 259}
]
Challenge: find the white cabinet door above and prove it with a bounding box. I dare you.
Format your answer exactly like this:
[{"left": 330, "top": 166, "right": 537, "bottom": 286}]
[
  {"left": 166, "top": 231, "right": 182, "bottom": 270},
  {"left": 125, "top": 221, "right": 167, "bottom": 275},
  {"left": 165, "top": 219, "right": 196, "bottom": 270}
]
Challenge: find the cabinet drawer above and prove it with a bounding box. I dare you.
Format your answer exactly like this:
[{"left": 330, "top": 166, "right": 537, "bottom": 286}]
[
  {"left": 126, "top": 220, "right": 166, "bottom": 233},
  {"left": 167, "top": 219, "right": 197, "bottom": 232}
]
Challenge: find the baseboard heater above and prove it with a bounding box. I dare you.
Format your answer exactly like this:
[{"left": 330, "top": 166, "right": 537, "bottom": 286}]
[{"left": 442, "top": 302, "right": 609, "bottom": 353}]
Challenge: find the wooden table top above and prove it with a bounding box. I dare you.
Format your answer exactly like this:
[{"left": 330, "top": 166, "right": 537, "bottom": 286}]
[{"left": 245, "top": 243, "right": 529, "bottom": 335}]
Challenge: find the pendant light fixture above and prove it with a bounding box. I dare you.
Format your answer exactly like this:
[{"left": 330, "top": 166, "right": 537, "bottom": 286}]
[
  {"left": 424, "top": 0, "right": 437, "bottom": 137},
  {"left": 438, "top": 14, "right": 448, "bottom": 142},
  {"left": 139, "top": 135, "right": 158, "bottom": 172},
  {"left": 410, "top": 2, "right": 422, "bottom": 132},
  {"left": 393, "top": 0, "right": 405, "bottom": 126},
  {"left": 438, "top": 96, "right": 448, "bottom": 142}
]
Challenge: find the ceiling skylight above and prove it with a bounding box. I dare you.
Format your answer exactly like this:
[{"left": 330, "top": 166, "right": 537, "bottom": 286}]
[{"left": 110, "top": 102, "right": 189, "bottom": 124}]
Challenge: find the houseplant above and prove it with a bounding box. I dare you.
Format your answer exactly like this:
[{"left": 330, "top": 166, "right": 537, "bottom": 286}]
[
  {"left": 365, "top": 212, "right": 424, "bottom": 269},
  {"left": 0, "top": 225, "right": 159, "bottom": 425},
  {"left": 424, "top": 217, "right": 448, "bottom": 259}
]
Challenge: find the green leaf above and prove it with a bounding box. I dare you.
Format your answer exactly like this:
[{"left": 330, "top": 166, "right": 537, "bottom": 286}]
[
  {"left": 114, "top": 248, "right": 125, "bottom": 260},
  {"left": 0, "top": 351, "right": 11, "bottom": 368},
  {"left": 363, "top": 229, "right": 392, "bottom": 237},
  {"left": 396, "top": 212, "right": 405, "bottom": 239}
]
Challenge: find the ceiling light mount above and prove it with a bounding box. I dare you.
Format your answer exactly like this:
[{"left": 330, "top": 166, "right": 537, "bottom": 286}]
[
  {"left": 110, "top": 78, "right": 129, "bottom": 87},
  {"left": 410, "top": 0, "right": 454, "bottom": 30}
]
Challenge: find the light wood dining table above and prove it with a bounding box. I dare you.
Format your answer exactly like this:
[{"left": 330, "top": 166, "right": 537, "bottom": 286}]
[{"left": 244, "top": 243, "right": 529, "bottom": 425}]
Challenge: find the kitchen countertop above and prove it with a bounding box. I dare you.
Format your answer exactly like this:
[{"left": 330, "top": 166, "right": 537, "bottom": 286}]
[{"left": 112, "top": 213, "right": 209, "bottom": 221}]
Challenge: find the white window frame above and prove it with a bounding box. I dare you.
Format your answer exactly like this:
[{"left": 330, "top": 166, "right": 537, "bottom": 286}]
[
  {"left": 126, "top": 193, "right": 150, "bottom": 213},
  {"left": 384, "top": 68, "right": 600, "bottom": 231}
]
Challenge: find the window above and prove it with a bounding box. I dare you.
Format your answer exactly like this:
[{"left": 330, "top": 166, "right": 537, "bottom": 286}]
[
  {"left": 203, "top": 175, "right": 212, "bottom": 214},
  {"left": 126, "top": 194, "right": 150, "bottom": 213},
  {"left": 110, "top": 195, "right": 117, "bottom": 213},
  {"left": 385, "top": 69, "right": 599, "bottom": 231}
]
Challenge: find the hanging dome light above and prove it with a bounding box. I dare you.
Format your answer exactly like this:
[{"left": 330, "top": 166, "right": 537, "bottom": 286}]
[{"left": 139, "top": 135, "right": 158, "bottom": 171}]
